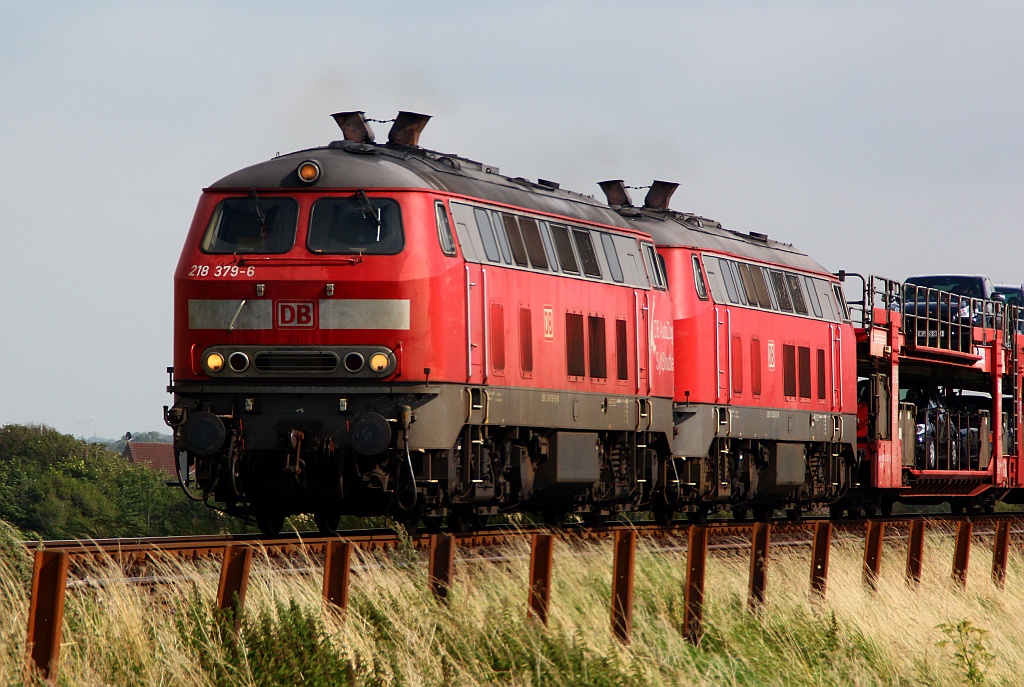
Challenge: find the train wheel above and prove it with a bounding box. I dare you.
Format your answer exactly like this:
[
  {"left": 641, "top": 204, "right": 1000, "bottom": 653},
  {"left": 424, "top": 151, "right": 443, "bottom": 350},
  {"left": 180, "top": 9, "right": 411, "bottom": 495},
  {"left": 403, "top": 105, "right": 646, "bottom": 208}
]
[
  {"left": 422, "top": 515, "right": 444, "bottom": 533},
  {"left": 752, "top": 506, "right": 773, "bottom": 522},
  {"left": 652, "top": 502, "right": 674, "bottom": 527},
  {"left": 732, "top": 508, "right": 748, "bottom": 521},
  {"left": 227, "top": 436, "right": 246, "bottom": 500},
  {"left": 785, "top": 508, "right": 802, "bottom": 522},
  {"left": 314, "top": 508, "right": 341, "bottom": 533},
  {"left": 448, "top": 508, "right": 473, "bottom": 533},
  {"left": 583, "top": 510, "right": 608, "bottom": 527},
  {"left": 542, "top": 506, "right": 568, "bottom": 528},
  {"left": 395, "top": 513, "right": 420, "bottom": 536},
  {"left": 256, "top": 509, "right": 284, "bottom": 536},
  {"left": 688, "top": 506, "right": 710, "bottom": 524}
]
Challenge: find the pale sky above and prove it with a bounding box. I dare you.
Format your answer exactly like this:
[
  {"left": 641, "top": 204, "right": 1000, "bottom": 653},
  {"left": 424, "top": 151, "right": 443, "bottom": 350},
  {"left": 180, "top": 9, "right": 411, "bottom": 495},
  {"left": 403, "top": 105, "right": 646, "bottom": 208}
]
[{"left": 1, "top": 1, "right": 1021, "bottom": 438}]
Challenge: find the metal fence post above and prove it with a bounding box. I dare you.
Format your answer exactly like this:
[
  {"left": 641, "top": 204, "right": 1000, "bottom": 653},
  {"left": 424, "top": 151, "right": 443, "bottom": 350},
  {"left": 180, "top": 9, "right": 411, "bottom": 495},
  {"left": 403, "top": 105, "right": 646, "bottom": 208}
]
[
  {"left": 527, "top": 534, "right": 555, "bottom": 624},
  {"left": 217, "top": 545, "right": 253, "bottom": 633},
  {"left": 26, "top": 549, "right": 69, "bottom": 683},
  {"left": 863, "top": 521, "right": 885, "bottom": 590},
  {"left": 952, "top": 520, "right": 972, "bottom": 588},
  {"left": 323, "top": 540, "right": 353, "bottom": 612},
  {"left": 992, "top": 520, "right": 1010, "bottom": 589},
  {"left": 611, "top": 530, "right": 637, "bottom": 644},
  {"left": 810, "top": 521, "right": 832, "bottom": 598},
  {"left": 905, "top": 520, "right": 926, "bottom": 587},
  {"left": 429, "top": 533, "right": 456, "bottom": 602},
  {"left": 683, "top": 525, "right": 708, "bottom": 644},
  {"left": 748, "top": 522, "right": 771, "bottom": 612}
]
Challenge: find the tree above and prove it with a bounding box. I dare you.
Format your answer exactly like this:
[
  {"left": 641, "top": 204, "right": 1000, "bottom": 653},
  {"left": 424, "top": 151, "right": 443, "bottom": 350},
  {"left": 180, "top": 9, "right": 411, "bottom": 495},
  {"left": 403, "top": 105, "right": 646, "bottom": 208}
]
[{"left": 0, "top": 424, "right": 223, "bottom": 539}]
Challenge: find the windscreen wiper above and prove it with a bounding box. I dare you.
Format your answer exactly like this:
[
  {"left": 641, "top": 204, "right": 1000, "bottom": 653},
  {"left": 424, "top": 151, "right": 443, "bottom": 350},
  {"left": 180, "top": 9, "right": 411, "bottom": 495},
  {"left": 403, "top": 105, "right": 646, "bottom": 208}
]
[
  {"left": 249, "top": 189, "right": 267, "bottom": 237},
  {"left": 352, "top": 189, "right": 382, "bottom": 241}
]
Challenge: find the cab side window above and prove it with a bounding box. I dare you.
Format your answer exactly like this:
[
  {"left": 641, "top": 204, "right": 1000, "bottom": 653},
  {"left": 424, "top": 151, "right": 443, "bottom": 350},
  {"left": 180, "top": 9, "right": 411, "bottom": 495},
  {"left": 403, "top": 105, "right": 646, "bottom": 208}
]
[
  {"left": 435, "top": 202, "right": 456, "bottom": 256},
  {"left": 692, "top": 255, "right": 709, "bottom": 300}
]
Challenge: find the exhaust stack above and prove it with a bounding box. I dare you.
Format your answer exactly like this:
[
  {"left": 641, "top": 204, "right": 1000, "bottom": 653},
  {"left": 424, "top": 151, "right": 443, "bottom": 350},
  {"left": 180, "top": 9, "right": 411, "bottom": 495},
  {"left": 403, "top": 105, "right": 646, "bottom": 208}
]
[
  {"left": 331, "top": 111, "right": 376, "bottom": 143},
  {"left": 388, "top": 111, "right": 431, "bottom": 147},
  {"left": 643, "top": 181, "right": 678, "bottom": 210},
  {"left": 598, "top": 180, "right": 633, "bottom": 207}
]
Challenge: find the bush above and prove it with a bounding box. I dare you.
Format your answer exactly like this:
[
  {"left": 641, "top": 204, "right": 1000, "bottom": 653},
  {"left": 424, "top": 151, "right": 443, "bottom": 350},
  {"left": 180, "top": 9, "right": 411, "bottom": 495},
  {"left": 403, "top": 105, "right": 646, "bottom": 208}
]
[{"left": 0, "top": 424, "right": 224, "bottom": 539}]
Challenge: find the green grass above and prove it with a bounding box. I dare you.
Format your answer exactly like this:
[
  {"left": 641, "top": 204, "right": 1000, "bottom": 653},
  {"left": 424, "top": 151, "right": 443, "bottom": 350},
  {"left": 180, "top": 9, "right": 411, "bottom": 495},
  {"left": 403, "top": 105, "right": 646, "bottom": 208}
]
[{"left": 4, "top": 523, "right": 1024, "bottom": 686}]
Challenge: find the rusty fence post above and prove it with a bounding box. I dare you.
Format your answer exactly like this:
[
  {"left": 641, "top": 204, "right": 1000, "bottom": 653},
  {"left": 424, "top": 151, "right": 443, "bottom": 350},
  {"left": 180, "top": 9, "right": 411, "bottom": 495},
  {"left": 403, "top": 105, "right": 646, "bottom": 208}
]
[
  {"left": 748, "top": 522, "right": 771, "bottom": 612},
  {"left": 809, "top": 521, "right": 832, "bottom": 598},
  {"left": 992, "top": 520, "right": 1010, "bottom": 589},
  {"left": 217, "top": 545, "right": 253, "bottom": 633},
  {"left": 952, "top": 520, "right": 972, "bottom": 588},
  {"left": 863, "top": 521, "right": 885, "bottom": 590},
  {"left": 611, "top": 529, "right": 637, "bottom": 644},
  {"left": 683, "top": 525, "right": 708, "bottom": 645},
  {"left": 26, "top": 549, "right": 70, "bottom": 684},
  {"left": 323, "top": 540, "right": 353, "bottom": 612},
  {"left": 905, "top": 520, "right": 926, "bottom": 587},
  {"left": 428, "top": 533, "right": 456, "bottom": 602},
  {"left": 527, "top": 534, "right": 555, "bottom": 624}
]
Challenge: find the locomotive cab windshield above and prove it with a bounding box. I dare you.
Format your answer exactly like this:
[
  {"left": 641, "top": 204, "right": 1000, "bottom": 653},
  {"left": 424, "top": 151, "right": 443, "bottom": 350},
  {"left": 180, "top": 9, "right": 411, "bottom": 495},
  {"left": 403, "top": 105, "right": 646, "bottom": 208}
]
[
  {"left": 308, "top": 193, "right": 403, "bottom": 254},
  {"left": 201, "top": 192, "right": 298, "bottom": 254}
]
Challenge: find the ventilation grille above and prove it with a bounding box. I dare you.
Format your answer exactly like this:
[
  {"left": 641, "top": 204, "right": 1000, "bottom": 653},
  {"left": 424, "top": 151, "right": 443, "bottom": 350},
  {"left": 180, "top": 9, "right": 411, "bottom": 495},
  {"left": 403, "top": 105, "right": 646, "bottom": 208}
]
[{"left": 254, "top": 351, "right": 338, "bottom": 373}]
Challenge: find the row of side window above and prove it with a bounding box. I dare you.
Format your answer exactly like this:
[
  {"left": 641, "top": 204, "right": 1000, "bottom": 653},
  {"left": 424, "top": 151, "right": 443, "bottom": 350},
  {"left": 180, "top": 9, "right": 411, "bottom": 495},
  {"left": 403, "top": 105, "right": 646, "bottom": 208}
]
[
  {"left": 700, "top": 254, "right": 849, "bottom": 323},
  {"left": 485, "top": 305, "right": 629, "bottom": 383},
  {"left": 731, "top": 337, "right": 829, "bottom": 402},
  {"left": 566, "top": 313, "right": 630, "bottom": 382},
  {"left": 447, "top": 201, "right": 660, "bottom": 289}
]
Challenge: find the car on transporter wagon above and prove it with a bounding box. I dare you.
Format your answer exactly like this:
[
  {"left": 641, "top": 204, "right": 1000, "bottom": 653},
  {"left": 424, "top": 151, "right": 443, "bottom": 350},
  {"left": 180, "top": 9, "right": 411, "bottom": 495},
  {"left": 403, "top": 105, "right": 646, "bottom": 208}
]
[{"left": 902, "top": 274, "right": 1003, "bottom": 351}]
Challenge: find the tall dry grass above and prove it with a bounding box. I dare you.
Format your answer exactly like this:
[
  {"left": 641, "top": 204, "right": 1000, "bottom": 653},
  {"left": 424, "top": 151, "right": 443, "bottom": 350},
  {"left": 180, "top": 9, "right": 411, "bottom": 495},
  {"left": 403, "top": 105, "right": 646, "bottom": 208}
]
[{"left": 1, "top": 521, "right": 1022, "bottom": 686}]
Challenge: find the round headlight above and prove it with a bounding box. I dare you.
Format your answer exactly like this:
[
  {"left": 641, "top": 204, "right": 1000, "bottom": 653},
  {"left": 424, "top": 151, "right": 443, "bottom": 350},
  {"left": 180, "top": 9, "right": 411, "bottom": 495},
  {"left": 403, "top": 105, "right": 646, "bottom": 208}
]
[
  {"left": 343, "top": 352, "right": 365, "bottom": 373},
  {"left": 297, "top": 160, "right": 321, "bottom": 184},
  {"left": 369, "top": 352, "right": 390, "bottom": 373},
  {"left": 205, "top": 352, "right": 225, "bottom": 373},
  {"left": 228, "top": 352, "right": 250, "bottom": 372}
]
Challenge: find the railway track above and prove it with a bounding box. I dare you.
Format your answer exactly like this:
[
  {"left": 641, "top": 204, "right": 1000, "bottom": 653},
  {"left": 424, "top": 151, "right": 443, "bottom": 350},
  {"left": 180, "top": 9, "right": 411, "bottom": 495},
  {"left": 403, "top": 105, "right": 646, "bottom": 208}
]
[
  {"left": 28, "top": 512, "right": 1024, "bottom": 563},
  {"left": 23, "top": 511, "right": 1024, "bottom": 682}
]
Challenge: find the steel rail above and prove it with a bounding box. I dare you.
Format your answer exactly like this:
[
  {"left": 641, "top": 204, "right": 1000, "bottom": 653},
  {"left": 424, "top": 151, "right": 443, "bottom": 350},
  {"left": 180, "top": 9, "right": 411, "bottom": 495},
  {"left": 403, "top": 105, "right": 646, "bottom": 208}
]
[{"left": 27, "top": 513, "right": 1024, "bottom": 563}]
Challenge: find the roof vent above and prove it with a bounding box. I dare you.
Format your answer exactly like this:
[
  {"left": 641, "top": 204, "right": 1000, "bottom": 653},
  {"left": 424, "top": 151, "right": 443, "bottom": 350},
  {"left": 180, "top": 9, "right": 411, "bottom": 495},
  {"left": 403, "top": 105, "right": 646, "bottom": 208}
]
[
  {"left": 598, "top": 180, "right": 633, "bottom": 207},
  {"left": 643, "top": 181, "right": 678, "bottom": 210},
  {"left": 748, "top": 231, "right": 769, "bottom": 241},
  {"left": 538, "top": 178, "right": 560, "bottom": 190},
  {"left": 331, "top": 111, "right": 376, "bottom": 143},
  {"left": 388, "top": 111, "right": 431, "bottom": 147}
]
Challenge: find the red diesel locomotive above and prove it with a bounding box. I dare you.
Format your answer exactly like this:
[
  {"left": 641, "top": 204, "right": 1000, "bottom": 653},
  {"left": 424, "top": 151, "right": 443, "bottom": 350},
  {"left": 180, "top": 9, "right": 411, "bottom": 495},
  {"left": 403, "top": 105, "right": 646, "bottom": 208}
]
[
  {"left": 168, "top": 112, "right": 674, "bottom": 533},
  {"left": 616, "top": 186, "right": 858, "bottom": 521},
  {"left": 166, "top": 110, "right": 1018, "bottom": 533}
]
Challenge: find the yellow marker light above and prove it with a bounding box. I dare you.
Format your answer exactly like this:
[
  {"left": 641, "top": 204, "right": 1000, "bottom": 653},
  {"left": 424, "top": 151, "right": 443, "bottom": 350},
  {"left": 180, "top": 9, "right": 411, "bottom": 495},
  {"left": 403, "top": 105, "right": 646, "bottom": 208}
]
[
  {"left": 205, "top": 352, "right": 225, "bottom": 373},
  {"left": 369, "top": 352, "right": 390, "bottom": 373},
  {"left": 297, "top": 160, "right": 321, "bottom": 184}
]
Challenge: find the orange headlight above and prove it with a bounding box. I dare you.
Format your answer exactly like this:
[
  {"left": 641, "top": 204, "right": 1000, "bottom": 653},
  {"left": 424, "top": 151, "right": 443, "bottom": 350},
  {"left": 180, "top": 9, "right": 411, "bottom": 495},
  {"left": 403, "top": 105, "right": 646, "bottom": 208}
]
[
  {"left": 205, "top": 352, "right": 225, "bottom": 373},
  {"left": 297, "top": 160, "right": 321, "bottom": 184},
  {"left": 369, "top": 352, "right": 390, "bottom": 373}
]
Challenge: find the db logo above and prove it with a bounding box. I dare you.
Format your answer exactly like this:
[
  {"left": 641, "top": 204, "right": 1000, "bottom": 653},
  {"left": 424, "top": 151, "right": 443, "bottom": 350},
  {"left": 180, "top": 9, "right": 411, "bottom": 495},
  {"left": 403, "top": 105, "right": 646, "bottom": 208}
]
[
  {"left": 543, "top": 306, "right": 554, "bottom": 340},
  {"left": 276, "top": 301, "right": 315, "bottom": 328}
]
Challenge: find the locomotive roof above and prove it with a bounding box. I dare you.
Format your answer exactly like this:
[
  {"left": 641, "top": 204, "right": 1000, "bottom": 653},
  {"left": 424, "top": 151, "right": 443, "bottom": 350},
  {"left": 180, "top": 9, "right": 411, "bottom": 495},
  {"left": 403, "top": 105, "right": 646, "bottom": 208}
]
[
  {"left": 210, "top": 139, "right": 832, "bottom": 276},
  {"left": 624, "top": 211, "right": 828, "bottom": 274}
]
